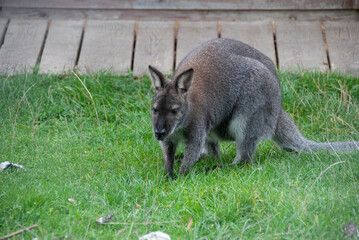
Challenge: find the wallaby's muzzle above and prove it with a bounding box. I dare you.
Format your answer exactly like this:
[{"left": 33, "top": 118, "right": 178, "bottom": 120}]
[
  {"left": 154, "top": 117, "right": 167, "bottom": 141},
  {"left": 154, "top": 128, "right": 166, "bottom": 141}
]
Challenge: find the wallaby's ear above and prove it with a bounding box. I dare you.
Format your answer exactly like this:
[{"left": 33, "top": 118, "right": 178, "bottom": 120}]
[
  {"left": 148, "top": 65, "right": 166, "bottom": 90},
  {"left": 175, "top": 68, "right": 194, "bottom": 93}
]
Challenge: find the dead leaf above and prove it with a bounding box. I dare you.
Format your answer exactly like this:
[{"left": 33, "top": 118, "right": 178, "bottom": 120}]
[
  {"left": 68, "top": 198, "right": 76, "bottom": 204},
  {"left": 116, "top": 228, "right": 126, "bottom": 237},
  {"left": 186, "top": 217, "right": 193, "bottom": 231},
  {"left": 136, "top": 204, "right": 141, "bottom": 209}
]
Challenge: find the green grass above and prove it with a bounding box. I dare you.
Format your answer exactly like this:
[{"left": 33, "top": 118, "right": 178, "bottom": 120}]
[{"left": 0, "top": 71, "right": 358, "bottom": 239}]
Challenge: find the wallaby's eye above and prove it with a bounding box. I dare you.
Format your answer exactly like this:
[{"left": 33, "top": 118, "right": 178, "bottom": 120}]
[
  {"left": 171, "top": 108, "right": 179, "bottom": 115},
  {"left": 152, "top": 108, "right": 158, "bottom": 114}
]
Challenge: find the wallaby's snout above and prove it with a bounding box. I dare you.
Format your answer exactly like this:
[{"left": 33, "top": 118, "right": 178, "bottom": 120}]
[
  {"left": 154, "top": 128, "right": 166, "bottom": 141},
  {"left": 154, "top": 117, "right": 167, "bottom": 141}
]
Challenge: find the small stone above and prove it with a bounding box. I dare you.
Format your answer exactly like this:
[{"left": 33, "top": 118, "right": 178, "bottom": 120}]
[{"left": 344, "top": 222, "right": 358, "bottom": 238}]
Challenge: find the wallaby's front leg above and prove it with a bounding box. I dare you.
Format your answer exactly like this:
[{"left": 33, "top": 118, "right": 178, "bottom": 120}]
[
  {"left": 179, "top": 131, "right": 206, "bottom": 175},
  {"left": 160, "top": 141, "right": 176, "bottom": 177}
]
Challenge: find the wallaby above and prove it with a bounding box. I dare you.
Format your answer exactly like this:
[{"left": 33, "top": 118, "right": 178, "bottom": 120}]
[{"left": 148, "top": 38, "right": 358, "bottom": 177}]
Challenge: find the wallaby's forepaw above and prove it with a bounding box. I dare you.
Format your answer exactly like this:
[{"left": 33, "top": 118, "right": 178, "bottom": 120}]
[
  {"left": 165, "top": 171, "right": 174, "bottom": 179},
  {"left": 165, "top": 173, "right": 176, "bottom": 181},
  {"left": 179, "top": 164, "right": 193, "bottom": 175},
  {"left": 205, "top": 164, "right": 223, "bottom": 173},
  {"left": 179, "top": 169, "right": 188, "bottom": 176},
  {"left": 175, "top": 153, "right": 184, "bottom": 160}
]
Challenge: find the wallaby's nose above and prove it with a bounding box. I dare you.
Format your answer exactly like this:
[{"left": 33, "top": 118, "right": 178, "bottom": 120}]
[{"left": 155, "top": 129, "right": 166, "bottom": 140}]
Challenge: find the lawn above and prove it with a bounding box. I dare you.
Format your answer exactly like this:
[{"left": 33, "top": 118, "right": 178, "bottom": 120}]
[{"left": 0, "top": 71, "right": 358, "bottom": 239}]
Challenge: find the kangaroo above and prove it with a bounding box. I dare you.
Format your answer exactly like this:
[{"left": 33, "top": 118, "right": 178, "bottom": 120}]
[{"left": 148, "top": 38, "right": 358, "bottom": 177}]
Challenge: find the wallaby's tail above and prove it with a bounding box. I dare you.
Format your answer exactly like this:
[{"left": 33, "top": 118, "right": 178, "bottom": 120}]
[{"left": 273, "top": 109, "right": 359, "bottom": 152}]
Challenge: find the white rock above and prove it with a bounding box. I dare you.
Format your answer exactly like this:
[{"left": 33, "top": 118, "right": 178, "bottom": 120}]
[{"left": 0, "top": 161, "right": 24, "bottom": 172}]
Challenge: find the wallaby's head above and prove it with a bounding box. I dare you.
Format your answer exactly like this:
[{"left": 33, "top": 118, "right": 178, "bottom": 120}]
[{"left": 148, "top": 65, "right": 194, "bottom": 141}]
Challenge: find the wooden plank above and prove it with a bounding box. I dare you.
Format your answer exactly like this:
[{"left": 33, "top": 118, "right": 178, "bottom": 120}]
[
  {"left": 133, "top": 21, "right": 174, "bottom": 76},
  {"left": 325, "top": 20, "right": 359, "bottom": 75},
  {"left": 77, "top": 20, "right": 134, "bottom": 74},
  {"left": 0, "top": 19, "right": 48, "bottom": 74},
  {"left": 354, "top": 0, "right": 359, "bottom": 9},
  {"left": 176, "top": 21, "right": 218, "bottom": 66},
  {"left": 39, "top": 20, "right": 83, "bottom": 74},
  {"left": 2, "top": 9, "right": 358, "bottom": 22},
  {"left": 221, "top": 20, "right": 276, "bottom": 64},
  {"left": 276, "top": 20, "right": 328, "bottom": 71},
  {"left": 2, "top": 0, "right": 355, "bottom": 10}
]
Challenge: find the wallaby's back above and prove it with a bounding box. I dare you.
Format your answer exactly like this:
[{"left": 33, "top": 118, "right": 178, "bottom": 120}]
[{"left": 173, "top": 38, "right": 282, "bottom": 130}]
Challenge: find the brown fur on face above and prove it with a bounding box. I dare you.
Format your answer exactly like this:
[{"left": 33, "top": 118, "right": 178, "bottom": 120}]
[
  {"left": 151, "top": 87, "right": 186, "bottom": 141},
  {"left": 149, "top": 66, "right": 193, "bottom": 141}
]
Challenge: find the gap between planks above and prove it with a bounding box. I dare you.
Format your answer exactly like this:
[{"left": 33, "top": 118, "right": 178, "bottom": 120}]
[
  {"left": 272, "top": 20, "right": 280, "bottom": 68},
  {"left": 74, "top": 20, "right": 87, "bottom": 68},
  {"left": 130, "top": 21, "right": 138, "bottom": 72},
  {"left": 320, "top": 21, "right": 332, "bottom": 70},
  {"left": 0, "top": 19, "right": 10, "bottom": 48},
  {"left": 36, "top": 19, "right": 51, "bottom": 67}
]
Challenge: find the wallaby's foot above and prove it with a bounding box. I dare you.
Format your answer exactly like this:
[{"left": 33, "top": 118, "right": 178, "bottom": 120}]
[
  {"left": 229, "top": 154, "right": 253, "bottom": 167},
  {"left": 175, "top": 153, "right": 184, "bottom": 160},
  {"left": 228, "top": 162, "right": 240, "bottom": 167},
  {"left": 240, "top": 154, "right": 253, "bottom": 164},
  {"left": 179, "top": 160, "right": 193, "bottom": 175},
  {"left": 283, "top": 147, "right": 296, "bottom": 153},
  {"left": 229, "top": 156, "right": 241, "bottom": 167},
  {"left": 205, "top": 164, "right": 223, "bottom": 173},
  {"left": 165, "top": 172, "right": 175, "bottom": 180},
  {"left": 179, "top": 166, "right": 189, "bottom": 175}
]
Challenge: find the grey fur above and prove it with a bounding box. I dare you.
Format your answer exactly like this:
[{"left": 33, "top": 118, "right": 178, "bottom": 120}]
[{"left": 149, "top": 38, "right": 359, "bottom": 176}]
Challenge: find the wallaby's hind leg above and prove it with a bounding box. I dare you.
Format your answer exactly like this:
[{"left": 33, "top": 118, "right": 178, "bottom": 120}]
[
  {"left": 229, "top": 110, "right": 275, "bottom": 166},
  {"left": 230, "top": 136, "right": 259, "bottom": 166},
  {"left": 228, "top": 116, "right": 250, "bottom": 165}
]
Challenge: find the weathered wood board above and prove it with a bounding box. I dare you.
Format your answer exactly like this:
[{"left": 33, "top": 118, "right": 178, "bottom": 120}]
[
  {"left": 2, "top": 9, "right": 358, "bottom": 22},
  {"left": 77, "top": 20, "right": 134, "bottom": 74},
  {"left": 221, "top": 20, "right": 276, "bottom": 64},
  {"left": 176, "top": 21, "right": 218, "bottom": 66},
  {"left": 39, "top": 20, "right": 83, "bottom": 74},
  {"left": 133, "top": 21, "right": 174, "bottom": 76},
  {"left": 276, "top": 20, "right": 328, "bottom": 71},
  {"left": 2, "top": 0, "right": 355, "bottom": 10},
  {"left": 324, "top": 20, "right": 359, "bottom": 75},
  {"left": 0, "top": 19, "right": 48, "bottom": 74}
]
